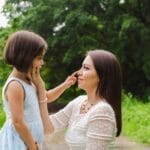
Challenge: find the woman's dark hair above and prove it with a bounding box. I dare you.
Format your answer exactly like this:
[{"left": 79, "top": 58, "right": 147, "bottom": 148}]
[
  {"left": 88, "top": 49, "right": 122, "bottom": 137},
  {"left": 3, "top": 30, "right": 47, "bottom": 72}
]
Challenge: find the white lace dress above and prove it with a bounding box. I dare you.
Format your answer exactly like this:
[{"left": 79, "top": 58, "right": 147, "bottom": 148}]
[{"left": 49, "top": 95, "right": 117, "bottom": 150}]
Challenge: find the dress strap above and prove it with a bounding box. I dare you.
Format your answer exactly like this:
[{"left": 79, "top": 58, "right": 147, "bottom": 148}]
[{"left": 3, "top": 77, "right": 26, "bottom": 101}]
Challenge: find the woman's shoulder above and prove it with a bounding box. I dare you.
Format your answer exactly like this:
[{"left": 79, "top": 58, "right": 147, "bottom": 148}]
[
  {"left": 98, "top": 100, "right": 114, "bottom": 111},
  {"left": 66, "top": 95, "right": 87, "bottom": 108},
  {"left": 71, "top": 95, "right": 87, "bottom": 104},
  {"left": 90, "top": 100, "right": 115, "bottom": 118}
]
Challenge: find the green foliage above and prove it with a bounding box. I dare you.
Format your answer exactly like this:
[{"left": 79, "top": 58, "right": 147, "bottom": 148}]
[
  {"left": 1, "top": 0, "right": 150, "bottom": 100},
  {"left": 122, "top": 93, "right": 150, "bottom": 144},
  {"left": 0, "top": 109, "right": 6, "bottom": 128},
  {"left": 0, "top": 86, "right": 6, "bottom": 128},
  {"left": 117, "top": 14, "right": 150, "bottom": 96},
  {"left": 0, "top": 28, "right": 13, "bottom": 86},
  {"left": 1, "top": 1, "right": 149, "bottom": 143}
]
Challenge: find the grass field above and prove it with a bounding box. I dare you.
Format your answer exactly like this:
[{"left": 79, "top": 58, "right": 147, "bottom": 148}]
[{"left": 122, "top": 93, "right": 150, "bottom": 144}]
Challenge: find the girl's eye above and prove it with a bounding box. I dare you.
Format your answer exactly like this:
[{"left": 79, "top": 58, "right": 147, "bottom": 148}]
[{"left": 37, "top": 56, "right": 43, "bottom": 60}]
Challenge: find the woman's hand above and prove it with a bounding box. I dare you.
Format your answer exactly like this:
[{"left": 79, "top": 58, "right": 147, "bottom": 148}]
[{"left": 30, "top": 67, "right": 45, "bottom": 89}]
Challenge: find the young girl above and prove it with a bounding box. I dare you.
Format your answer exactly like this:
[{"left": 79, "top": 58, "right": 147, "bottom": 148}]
[
  {"left": 0, "top": 30, "right": 77, "bottom": 150},
  {"left": 0, "top": 30, "right": 48, "bottom": 150}
]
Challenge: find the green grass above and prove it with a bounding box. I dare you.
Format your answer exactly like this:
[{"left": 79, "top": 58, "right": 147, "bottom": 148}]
[{"left": 122, "top": 93, "right": 150, "bottom": 144}]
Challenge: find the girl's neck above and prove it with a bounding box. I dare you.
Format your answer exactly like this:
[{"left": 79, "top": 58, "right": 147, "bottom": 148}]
[{"left": 10, "top": 68, "right": 31, "bottom": 84}]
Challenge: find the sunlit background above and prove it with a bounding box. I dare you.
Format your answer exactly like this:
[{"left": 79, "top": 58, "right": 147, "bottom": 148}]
[{"left": 0, "top": 0, "right": 8, "bottom": 27}]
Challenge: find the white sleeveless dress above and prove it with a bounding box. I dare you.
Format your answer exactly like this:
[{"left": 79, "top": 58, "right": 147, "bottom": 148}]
[{"left": 0, "top": 77, "right": 44, "bottom": 150}]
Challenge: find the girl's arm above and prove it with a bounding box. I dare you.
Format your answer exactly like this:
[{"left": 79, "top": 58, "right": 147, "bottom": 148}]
[
  {"left": 6, "top": 81, "right": 38, "bottom": 150},
  {"left": 46, "top": 74, "right": 77, "bottom": 103}
]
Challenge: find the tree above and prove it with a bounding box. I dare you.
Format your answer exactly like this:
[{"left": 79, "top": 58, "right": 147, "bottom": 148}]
[{"left": 1, "top": 0, "right": 150, "bottom": 100}]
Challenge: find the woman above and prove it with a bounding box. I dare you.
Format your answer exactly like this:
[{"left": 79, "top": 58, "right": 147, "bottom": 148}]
[{"left": 33, "top": 49, "right": 122, "bottom": 150}]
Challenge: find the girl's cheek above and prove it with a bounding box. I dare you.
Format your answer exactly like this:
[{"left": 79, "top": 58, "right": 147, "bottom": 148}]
[{"left": 33, "top": 63, "right": 39, "bottom": 68}]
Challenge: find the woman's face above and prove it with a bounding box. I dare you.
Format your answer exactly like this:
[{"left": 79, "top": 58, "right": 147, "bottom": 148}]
[{"left": 78, "top": 55, "right": 99, "bottom": 93}]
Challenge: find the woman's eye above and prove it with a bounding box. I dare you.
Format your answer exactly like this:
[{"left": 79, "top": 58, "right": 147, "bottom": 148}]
[{"left": 83, "top": 66, "right": 89, "bottom": 70}]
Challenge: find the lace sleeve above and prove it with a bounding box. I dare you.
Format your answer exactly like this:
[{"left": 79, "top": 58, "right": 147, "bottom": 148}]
[
  {"left": 86, "top": 104, "right": 116, "bottom": 150},
  {"left": 49, "top": 96, "right": 81, "bottom": 132}
]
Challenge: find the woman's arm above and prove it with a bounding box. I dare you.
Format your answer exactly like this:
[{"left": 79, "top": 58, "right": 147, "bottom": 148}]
[
  {"left": 6, "top": 81, "right": 38, "bottom": 150},
  {"left": 31, "top": 68, "right": 53, "bottom": 134},
  {"left": 33, "top": 77, "right": 75, "bottom": 134}
]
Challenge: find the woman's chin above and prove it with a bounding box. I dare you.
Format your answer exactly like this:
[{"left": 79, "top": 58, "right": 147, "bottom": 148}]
[{"left": 78, "top": 84, "right": 84, "bottom": 90}]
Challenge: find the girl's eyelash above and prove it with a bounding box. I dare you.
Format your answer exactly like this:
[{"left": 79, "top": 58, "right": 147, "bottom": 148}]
[{"left": 38, "top": 56, "right": 43, "bottom": 59}]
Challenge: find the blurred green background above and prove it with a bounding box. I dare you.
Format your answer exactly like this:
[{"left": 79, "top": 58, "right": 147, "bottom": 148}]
[{"left": 0, "top": 0, "right": 149, "bottom": 145}]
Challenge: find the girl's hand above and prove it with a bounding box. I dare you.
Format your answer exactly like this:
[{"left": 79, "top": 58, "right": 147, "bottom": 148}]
[
  {"left": 28, "top": 141, "right": 40, "bottom": 150},
  {"left": 63, "top": 71, "right": 78, "bottom": 89},
  {"left": 27, "top": 142, "right": 40, "bottom": 150}
]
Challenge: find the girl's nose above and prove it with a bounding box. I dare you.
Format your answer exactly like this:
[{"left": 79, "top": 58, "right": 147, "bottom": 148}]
[{"left": 41, "top": 60, "right": 44, "bottom": 65}]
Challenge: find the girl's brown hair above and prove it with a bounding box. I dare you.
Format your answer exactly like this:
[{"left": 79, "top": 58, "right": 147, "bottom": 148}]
[{"left": 3, "top": 30, "right": 47, "bottom": 72}]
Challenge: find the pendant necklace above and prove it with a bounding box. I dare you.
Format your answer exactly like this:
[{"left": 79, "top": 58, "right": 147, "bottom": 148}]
[{"left": 80, "top": 100, "right": 94, "bottom": 114}]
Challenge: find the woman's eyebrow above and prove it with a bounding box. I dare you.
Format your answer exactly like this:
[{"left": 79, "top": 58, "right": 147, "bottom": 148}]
[{"left": 82, "top": 63, "right": 91, "bottom": 67}]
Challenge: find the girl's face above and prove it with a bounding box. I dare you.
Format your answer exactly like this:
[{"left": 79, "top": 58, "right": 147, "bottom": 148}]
[
  {"left": 78, "top": 55, "right": 99, "bottom": 93},
  {"left": 31, "top": 50, "right": 45, "bottom": 71}
]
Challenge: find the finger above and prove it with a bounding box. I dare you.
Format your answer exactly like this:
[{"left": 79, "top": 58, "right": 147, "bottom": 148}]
[
  {"left": 70, "top": 70, "right": 79, "bottom": 78},
  {"left": 37, "top": 67, "right": 41, "bottom": 75},
  {"left": 35, "top": 67, "right": 38, "bottom": 75},
  {"left": 32, "top": 66, "right": 36, "bottom": 75}
]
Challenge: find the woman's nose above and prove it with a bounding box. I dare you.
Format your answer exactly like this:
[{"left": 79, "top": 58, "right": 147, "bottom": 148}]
[{"left": 78, "top": 68, "right": 82, "bottom": 76}]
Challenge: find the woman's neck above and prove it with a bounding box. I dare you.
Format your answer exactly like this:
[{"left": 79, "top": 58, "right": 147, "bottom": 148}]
[
  {"left": 10, "top": 68, "right": 31, "bottom": 84},
  {"left": 86, "top": 91, "right": 101, "bottom": 105}
]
